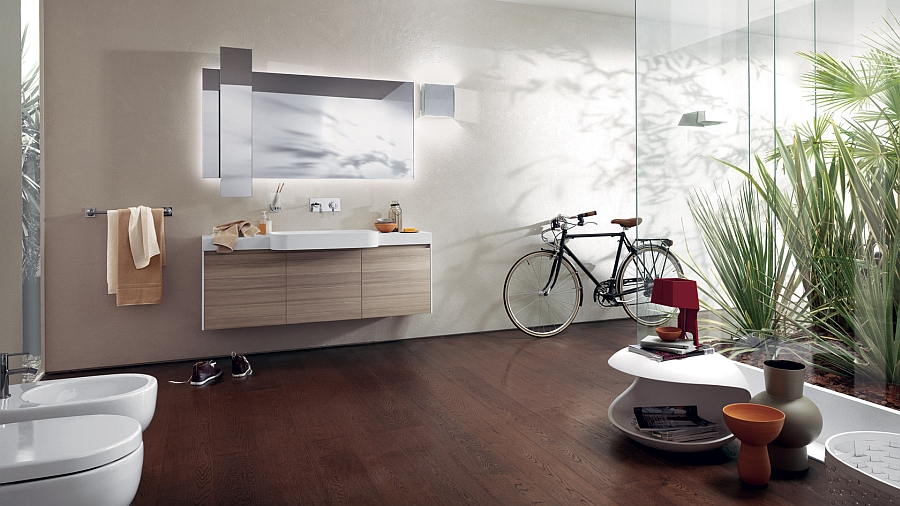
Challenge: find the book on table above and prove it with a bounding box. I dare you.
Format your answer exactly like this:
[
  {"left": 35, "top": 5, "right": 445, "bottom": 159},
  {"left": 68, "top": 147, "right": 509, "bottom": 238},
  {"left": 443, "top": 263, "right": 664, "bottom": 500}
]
[
  {"left": 640, "top": 341, "right": 715, "bottom": 355},
  {"left": 641, "top": 335, "right": 696, "bottom": 349},
  {"left": 627, "top": 344, "right": 713, "bottom": 361},
  {"left": 631, "top": 405, "right": 719, "bottom": 442}
]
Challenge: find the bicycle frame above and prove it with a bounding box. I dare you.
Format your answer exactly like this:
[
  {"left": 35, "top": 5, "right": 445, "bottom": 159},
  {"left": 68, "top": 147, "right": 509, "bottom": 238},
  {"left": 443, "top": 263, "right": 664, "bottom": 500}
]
[
  {"left": 541, "top": 224, "right": 630, "bottom": 302},
  {"left": 541, "top": 222, "right": 672, "bottom": 307}
]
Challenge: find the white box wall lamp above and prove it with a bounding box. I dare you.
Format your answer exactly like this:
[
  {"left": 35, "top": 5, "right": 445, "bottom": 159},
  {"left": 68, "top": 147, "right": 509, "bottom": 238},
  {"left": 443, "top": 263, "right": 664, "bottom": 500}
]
[{"left": 421, "top": 84, "right": 455, "bottom": 118}]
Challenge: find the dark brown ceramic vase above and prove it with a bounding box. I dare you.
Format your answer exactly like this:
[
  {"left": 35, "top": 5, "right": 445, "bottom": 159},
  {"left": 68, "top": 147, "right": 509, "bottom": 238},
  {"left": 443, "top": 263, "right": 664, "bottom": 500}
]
[{"left": 750, "top": 360, "right": 823, "bottom": 472}]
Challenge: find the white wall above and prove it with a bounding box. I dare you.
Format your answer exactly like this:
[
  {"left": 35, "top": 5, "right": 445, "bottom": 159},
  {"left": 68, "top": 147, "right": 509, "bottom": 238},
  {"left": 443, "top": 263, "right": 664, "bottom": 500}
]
[
  {"left": 42, "top": 0, "right": 636, "bottom": 371},
  {"left": 635, "top": 13, "right": 819, "bottom": 313}
]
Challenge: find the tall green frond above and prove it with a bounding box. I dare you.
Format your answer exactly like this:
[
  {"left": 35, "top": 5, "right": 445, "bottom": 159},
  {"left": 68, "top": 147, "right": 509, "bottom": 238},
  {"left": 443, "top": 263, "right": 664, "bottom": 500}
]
[{"left": 800, "top": 51, "right": 900, "bottom": 112}]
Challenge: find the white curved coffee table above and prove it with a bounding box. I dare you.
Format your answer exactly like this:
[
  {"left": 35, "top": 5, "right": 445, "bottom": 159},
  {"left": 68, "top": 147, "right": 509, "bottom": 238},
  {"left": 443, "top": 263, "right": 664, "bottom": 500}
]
[{"left": 608, "top": 347, "right": 751, "bottom": 452}]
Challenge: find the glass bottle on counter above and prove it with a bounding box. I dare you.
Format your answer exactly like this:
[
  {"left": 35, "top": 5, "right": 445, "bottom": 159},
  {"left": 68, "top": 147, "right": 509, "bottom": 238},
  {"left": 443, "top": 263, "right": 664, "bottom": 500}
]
[
  {"left": 388, "top": 201, "right": 402, "bottom": 232},
  {"left": 259, "top": 211, "right": 268, "bottom": 235}
]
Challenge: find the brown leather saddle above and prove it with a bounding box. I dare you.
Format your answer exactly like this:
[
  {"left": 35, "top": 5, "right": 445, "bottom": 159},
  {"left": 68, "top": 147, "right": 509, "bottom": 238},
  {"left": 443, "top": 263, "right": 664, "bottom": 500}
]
[{"left": 610, "top": 217, "right": 642, "bottom": 229}]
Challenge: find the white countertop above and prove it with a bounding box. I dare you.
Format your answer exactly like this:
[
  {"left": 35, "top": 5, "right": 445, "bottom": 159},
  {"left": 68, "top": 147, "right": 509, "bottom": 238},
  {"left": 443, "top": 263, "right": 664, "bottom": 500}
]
[{"left": 201, "top": 230, "right": 432, "bottom": 251}]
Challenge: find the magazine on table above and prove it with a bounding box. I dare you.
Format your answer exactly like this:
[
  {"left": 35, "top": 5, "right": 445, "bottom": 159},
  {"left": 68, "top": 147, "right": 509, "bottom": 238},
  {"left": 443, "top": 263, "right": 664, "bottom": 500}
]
[
  {"left": 632, "top": 405, "right": 717, "bottom": 431},
  {"left": 630, "top": 417, "right": 719, "bottom": 442},
  {"left": 649, "top": 429, "right": 720, "bottom": 442}
]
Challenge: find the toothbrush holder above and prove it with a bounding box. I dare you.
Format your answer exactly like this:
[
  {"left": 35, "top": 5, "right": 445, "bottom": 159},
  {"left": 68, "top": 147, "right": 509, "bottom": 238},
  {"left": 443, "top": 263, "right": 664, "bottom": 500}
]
[{"left": 269, "top": 193, "right": 282, "bottom": 213}]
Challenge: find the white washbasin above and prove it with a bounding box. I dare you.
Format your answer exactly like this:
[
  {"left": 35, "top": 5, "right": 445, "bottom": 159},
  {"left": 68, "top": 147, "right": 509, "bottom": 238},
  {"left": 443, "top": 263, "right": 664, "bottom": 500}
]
[
  {"left": 269, "top": 229, "right": 379, "bottom": 250},
  {"left": 0, "top": 374, "right": 157, "bottom": 430}
]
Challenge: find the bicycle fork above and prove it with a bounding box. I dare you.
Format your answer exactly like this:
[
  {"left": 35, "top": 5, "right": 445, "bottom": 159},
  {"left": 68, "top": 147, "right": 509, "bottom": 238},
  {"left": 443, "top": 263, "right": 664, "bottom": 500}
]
[{"left": 541, "top": 251, "right": 565, "bottom": 296}]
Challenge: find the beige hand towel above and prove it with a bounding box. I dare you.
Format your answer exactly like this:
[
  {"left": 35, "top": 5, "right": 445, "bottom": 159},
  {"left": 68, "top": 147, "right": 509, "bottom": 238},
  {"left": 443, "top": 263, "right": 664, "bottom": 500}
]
[
  {"left": 128, "top": 205, "right": 160, "bottom": 269},
  {"left": 240, "top": 222, "right": 259, "bottom": 237},
  {"left": 107, "top": 210, "right": 118, "bottom": 295},
  {"left": 212, "top": 220, "right": 260, "bottom": 253},
  {"left": 116, "top": 208, "right": 165, "bottom": 306}
]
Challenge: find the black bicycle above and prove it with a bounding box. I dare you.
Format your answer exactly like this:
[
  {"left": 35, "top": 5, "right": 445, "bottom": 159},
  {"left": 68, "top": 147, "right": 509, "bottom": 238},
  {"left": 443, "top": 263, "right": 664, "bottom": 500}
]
[{"left": 503, "top": 211, "right": 683, "bottom": 337}]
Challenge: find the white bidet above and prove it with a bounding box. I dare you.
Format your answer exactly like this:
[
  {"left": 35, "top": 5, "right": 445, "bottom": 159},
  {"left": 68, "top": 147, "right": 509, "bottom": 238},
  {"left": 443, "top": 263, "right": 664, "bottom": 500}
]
[
  {"left": 0, "top": 373, "right": 157, "bottom": 430},
  {"left": 0, "top": 414, "right": 143, "bottom": 506}
]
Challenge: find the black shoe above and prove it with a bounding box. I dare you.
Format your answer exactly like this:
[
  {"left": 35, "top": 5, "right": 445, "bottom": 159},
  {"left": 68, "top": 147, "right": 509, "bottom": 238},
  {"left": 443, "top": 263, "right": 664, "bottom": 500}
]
[
  {"left": 232, "top": 352, "right": 252, "bottom": 378},
  {"left": 189, "top": 360, "right": 221, "bottom": 385},
  {"left": 168, "top": 360, "right": 223, "bottom": 385}
]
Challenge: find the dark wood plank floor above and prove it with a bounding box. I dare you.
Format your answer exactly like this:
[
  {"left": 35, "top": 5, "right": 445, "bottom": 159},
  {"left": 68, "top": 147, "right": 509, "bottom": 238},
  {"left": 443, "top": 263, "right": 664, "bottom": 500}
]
[{"left": 50, "top": 320, "right": 831, "bottom": 505}]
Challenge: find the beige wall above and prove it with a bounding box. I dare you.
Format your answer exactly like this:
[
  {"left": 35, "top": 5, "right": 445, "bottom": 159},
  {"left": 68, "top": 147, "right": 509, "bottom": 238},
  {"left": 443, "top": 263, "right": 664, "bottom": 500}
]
[
  {"left": 43, "top": 0, "right": 635, "bottom": 372},
  {"left": 0, "top": 0, "right": 22, "bottom": 355}
]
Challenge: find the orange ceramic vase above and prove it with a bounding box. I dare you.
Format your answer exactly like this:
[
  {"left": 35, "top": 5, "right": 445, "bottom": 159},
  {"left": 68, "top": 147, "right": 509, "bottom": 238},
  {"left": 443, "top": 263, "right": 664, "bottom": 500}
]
[{"left": 722, "top": 403, "right": 786, "bottom": 486}]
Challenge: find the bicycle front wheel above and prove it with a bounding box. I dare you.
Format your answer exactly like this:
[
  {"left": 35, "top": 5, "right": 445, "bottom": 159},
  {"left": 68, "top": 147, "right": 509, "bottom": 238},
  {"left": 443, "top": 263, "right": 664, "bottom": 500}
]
[
  {"left": 503, "top": 251, "right": 582, "bottom": 337},
  {"left": 617, "top": 246, "right": 683, "bottom": 326}
]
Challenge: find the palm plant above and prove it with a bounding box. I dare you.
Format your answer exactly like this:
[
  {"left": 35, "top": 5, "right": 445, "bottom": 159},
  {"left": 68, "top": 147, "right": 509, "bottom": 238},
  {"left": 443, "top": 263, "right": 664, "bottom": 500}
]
[
  {"left": 725, "top": 14, "right": 900, "bottom": 385},
  {"left": 740, "top": 128, "right": 861, "bottom": 338},
  {"left": 686, "top": 180, "right": 801, "bottom": 359}
]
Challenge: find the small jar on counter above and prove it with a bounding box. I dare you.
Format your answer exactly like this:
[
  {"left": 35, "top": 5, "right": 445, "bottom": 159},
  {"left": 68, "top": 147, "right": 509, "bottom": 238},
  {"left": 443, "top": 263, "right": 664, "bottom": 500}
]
[{"left": 388, "top": 201, "right": 402, "bottom": 232}]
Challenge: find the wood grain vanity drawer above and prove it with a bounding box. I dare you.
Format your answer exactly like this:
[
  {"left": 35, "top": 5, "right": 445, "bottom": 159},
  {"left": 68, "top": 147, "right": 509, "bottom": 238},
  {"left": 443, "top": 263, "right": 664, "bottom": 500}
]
[
  {"left": 204, "top": 251, "right": 286, "bottom": 329},
  {"left": 286, "top": 250, "right": 362, "bottom": 324},
  {"left": 362, "top": 245, "right": 431, "bottom": 318}
]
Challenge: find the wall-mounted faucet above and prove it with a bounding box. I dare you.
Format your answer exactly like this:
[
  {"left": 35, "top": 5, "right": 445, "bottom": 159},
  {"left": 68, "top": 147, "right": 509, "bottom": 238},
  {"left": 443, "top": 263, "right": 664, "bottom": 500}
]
[
  {"left": 310, "top": 198, "right": 341, "bottom": 214},
  {"left": 1, "top": 352, "right": 38, "bottom": 399}
]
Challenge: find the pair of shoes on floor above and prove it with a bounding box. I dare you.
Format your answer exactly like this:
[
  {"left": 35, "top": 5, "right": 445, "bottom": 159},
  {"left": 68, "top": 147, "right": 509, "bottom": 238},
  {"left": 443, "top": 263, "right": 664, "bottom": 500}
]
[{"left": 170, "top": 352, "right": 251, "bottom": 385}]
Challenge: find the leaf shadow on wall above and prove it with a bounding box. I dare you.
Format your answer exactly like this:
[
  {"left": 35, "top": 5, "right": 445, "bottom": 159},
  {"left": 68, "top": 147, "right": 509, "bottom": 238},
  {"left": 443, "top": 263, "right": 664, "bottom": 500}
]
[
  {"left": 251, "top": 93, "right": 413, "bottom": 179},
  {"left": 433, "top": 43, "right": 637, "bottom": 331},
  {"left": 637, "top": 30, "right": 771, "bottom": 285}
]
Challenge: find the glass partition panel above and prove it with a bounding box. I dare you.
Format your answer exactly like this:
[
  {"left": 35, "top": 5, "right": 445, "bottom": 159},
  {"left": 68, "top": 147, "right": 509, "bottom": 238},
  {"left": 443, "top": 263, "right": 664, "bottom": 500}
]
[
  {"left": 635, "top": 0, "right": 751, "bottom": 340},
  {"left": 636, "top": 0, "right": 900, "bottom": 448},
  {"left": 805, "top": 0, "right": 900, "bottom": 411},
  {"left": 21, "top": 0, "right": 40, "bottom": 378}
]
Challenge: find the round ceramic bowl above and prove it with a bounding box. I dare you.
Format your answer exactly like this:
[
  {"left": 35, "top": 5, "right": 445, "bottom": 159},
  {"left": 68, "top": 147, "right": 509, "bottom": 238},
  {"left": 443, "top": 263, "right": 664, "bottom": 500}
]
[
  {"left": 722, "top": 403, "right": 785, "bottom": 446},
  {"left": 655, "top": 326, "right": 682, "bottom": 342},
  {"left": 374, "top": 222, "right": 396, "bottom": 233}
]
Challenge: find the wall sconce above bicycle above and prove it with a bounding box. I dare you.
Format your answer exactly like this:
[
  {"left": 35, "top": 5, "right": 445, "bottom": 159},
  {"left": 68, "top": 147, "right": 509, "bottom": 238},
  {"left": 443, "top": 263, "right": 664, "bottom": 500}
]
[
  {"left": 421, "top": 84, "right": 455, "bottom": 118},
  {"left": 203, "top": 47, "right": 415, "bottom": 197}
]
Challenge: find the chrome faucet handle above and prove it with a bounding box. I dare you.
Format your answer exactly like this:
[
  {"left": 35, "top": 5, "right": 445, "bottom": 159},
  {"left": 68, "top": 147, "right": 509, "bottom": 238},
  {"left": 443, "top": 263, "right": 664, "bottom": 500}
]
[
  {"left": 1, "top": 352, "right": 30, "bottom": 368},
  {"left": 6, "top": 367, "right": 38, "bottom": 375}
]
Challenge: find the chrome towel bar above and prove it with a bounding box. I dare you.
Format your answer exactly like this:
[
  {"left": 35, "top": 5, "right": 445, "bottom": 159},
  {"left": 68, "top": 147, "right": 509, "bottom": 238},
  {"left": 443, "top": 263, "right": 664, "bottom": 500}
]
[{"left": 84, "top": 207, "right": 173, "bottom": 218}]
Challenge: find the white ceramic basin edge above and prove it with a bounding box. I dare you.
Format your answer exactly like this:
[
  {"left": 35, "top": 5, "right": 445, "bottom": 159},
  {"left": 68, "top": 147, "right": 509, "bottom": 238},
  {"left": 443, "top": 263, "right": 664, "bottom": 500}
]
[
  {"left": 0, "top": 374, "right": 158, "bottom": 430},
  {"left": 269, "top": 229, "right": 379, "bottom": 250}
]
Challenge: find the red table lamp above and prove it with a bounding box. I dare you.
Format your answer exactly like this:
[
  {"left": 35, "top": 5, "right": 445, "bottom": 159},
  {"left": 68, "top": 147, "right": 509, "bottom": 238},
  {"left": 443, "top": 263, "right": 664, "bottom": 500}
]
[{"left": 650, "top": 278, "right": 700, "bottom": 348}]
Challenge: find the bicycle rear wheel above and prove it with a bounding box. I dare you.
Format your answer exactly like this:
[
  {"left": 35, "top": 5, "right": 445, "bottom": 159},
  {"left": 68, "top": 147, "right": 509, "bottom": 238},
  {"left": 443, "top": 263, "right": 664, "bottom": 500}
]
[
  {"left": 503, "top": 251, "right": 582, "bottom": 337},
  {"left": 617, "top": 246, "right": 683, "bottom": 326}
]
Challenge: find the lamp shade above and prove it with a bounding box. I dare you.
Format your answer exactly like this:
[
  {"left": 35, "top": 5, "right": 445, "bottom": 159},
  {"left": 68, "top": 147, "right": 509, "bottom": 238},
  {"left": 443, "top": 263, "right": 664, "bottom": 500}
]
[
  {"left": 650, "top": 278, "right": 699, "bottom": 309},
  {"left": 650, "top": 278, "right": 700, "bottom": 347}
]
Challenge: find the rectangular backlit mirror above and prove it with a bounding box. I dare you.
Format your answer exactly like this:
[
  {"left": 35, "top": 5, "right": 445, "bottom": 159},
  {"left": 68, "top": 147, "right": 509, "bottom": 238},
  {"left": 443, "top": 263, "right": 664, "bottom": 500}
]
[{"left": 203, "top": 48, "right": 414, "bottom": 194}]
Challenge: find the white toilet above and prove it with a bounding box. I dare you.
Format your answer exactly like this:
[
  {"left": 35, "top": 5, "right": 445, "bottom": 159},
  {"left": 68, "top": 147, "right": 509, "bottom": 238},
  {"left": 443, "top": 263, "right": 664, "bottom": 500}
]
[{"left": 0, "top": 414, "right": 143, "bottom": 506}]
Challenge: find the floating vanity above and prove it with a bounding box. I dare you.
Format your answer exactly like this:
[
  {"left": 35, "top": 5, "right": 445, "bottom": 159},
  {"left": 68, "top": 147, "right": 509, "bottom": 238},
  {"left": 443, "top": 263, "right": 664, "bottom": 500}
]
[{"left": 201, "top": 230, "right": 432, "bottom": 330}]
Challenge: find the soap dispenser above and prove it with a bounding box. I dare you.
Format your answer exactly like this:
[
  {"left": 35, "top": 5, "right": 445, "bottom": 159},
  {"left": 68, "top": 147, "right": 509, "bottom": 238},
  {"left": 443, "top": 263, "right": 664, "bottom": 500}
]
[{"left": 259, "top": 211, "right": 269, "bottom": 235}]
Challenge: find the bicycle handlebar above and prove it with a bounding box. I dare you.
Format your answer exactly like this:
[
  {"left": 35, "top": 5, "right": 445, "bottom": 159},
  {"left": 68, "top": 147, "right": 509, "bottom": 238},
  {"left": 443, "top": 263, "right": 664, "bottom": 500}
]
[
  {"left": 551, "top": 211, "right": 597, "bottom": 230},
  {"left": 568, "top": 211, "right": 597, "bottom": 220}
]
